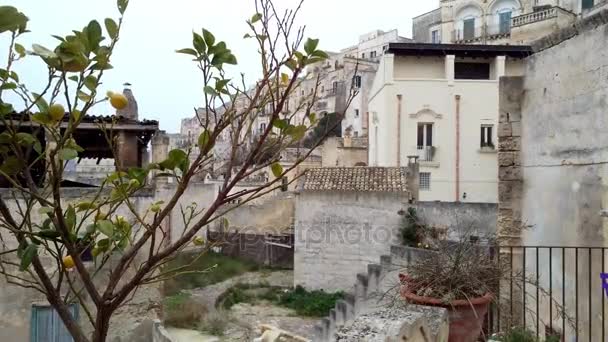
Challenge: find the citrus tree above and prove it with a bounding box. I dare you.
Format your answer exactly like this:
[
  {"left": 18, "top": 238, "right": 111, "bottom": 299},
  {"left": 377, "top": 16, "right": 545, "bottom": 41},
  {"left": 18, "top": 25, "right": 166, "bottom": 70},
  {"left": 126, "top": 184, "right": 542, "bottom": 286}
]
[{"left": 0, "top": 0, "right": 355, "bottom": 341}]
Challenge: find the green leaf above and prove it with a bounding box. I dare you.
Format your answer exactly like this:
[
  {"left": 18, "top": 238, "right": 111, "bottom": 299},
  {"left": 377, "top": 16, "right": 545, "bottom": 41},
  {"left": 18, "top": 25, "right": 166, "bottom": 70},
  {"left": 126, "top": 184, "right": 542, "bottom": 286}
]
[
  {"left": 192, "top": 32, "right": 206, "bottom": 55},
  {"left": 224, "top": 54, "right": 237, "bottom": 65},
  {"left": 285, "top": 58, "right": 297, "bottom": 71},
  {"left": 1, "top": 156, "right": 23, "bottom": 175},
  {"left": 273, "top": 119, "right": 288, "bottom": 130},
  {"left": 176, "top": 48, "right": 198, "bottom": 56},
  {"left": 0, "top": 103, "right": 13, "bottom": 116},
  {"left": 271, "top": 162, "right": 283, "bottom": 178},
  {"left": 16, "top": 132, "right": 36, "bottom": 146},
  {"left": 14, "top": 43, "right": 25, "bottom": 56},
  {"left": 38, "top": 230, "right": 61, "bottom": 240},
  {"left": 97, "top": 220, "right": 114, "bottom": 237},
  {"left": 117, "top": 0, "right": 129, "bottom": 14},
  {"left": 68, "top": 75, "right": 79, "bottom": 82},
  {"left": 168, "top": 149, "right": 189, "bottom": 173},
  {"left": 76, "top": 202, "right": 96, "bottom": 212},
  {"left": 51, "top": 35, "right": 65, "bottom": 42},
  {"left": 0, "top": 6, "right": 29, "bottom": 34},
  {"left": 65, "top": 205, "right": 76, "bottom": 231},
  {"left": 104, "top": 18, "right": 119, "bottom": 39},
  {"left": 9, "top": 71, "right": 19, "bottom": 82},
  {"left": 38, "top": 207, "right": 53, "bottom": 215},
  {"left": 308, "top": 112, "right": 317, "bottom": 123},
  {"left": 251, "top": 13, "right": 262, "bottom": 23},
  {"left": 243, "top": 33, "right": 252, "bottom": 39},
  {"left": 0, "top": 82, "right": 16, "bottom": 90},
  {"left": 312, "top": 50, "right": 329, "bottom": 59},
  {"left": 304, "top": 38, "right": 320, "bottom": 55},
  {"left": 86, "top": 20, "right": 103, "bottom": 50},
  {"left": 31, "top": 93, "right": 48, "bottom": 112},
  {"left": 84, "top": 75, "right": 97, "bottom": 92},
  {"left": 77, "top": 91, "right": 91, "bottom": 102},
  {"left": 31, "top": 112, "right": 51, "bottom": 125},
  {"left": 202, "top": 29, "right": 215, "bottom": 47},
  {"left": 204, "top": 86, "right": 217, "bottom": 96},
  {"left": 19, "top": 244, "right": 37, "bottom": 271},
  {"left": 198, "top": 130, "right": 211, "bottom": 150},
  {"left": 31, "top": 44, "right": 57, "bottom": 59},
  {"left": 58, "top": 148, "right": 78, "bottom": 161}
]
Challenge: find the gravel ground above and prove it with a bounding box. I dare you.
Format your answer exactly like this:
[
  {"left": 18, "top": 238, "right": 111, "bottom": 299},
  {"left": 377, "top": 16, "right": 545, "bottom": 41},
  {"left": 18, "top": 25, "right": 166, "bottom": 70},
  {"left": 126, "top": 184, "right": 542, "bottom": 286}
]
[{"left": 335, "top": 305, "right": 447, "bottom": 342}]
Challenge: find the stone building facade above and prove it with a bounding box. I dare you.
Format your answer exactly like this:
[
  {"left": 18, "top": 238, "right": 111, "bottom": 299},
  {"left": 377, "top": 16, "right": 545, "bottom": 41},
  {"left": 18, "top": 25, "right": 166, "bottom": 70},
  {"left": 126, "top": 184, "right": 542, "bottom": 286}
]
[
  {"left": 413, "top": 0, "right": 608, "bottom": 45},
  {"left": 497, "top": 9, "right": 608, "bottom": 339}
]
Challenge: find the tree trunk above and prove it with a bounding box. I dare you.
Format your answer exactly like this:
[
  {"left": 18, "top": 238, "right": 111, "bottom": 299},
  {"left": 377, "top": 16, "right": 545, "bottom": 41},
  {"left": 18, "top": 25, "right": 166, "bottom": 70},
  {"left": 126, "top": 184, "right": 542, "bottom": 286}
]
[{"left": 92, "top": 309, "right": 110, "bottom": 342}]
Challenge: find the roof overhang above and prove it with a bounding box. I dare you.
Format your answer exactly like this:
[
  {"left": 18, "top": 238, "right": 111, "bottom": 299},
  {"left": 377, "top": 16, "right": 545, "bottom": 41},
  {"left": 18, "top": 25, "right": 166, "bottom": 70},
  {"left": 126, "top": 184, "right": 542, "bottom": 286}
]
[{"left": 387, "top": 43, "right": 533, "bottom": 58}]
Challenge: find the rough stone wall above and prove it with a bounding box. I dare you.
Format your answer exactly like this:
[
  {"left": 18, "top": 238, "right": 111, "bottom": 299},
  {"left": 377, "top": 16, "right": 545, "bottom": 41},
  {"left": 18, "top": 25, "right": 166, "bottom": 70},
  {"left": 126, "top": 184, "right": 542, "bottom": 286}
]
[
  {"left": 497, "top": 76, "right": 524, "bottom": 245},
  {"left": 294, "top": 191, "right": 498, "bottom": 291},
  {"left": 497, "top": 11, "right": 608, "bottom": 338}
]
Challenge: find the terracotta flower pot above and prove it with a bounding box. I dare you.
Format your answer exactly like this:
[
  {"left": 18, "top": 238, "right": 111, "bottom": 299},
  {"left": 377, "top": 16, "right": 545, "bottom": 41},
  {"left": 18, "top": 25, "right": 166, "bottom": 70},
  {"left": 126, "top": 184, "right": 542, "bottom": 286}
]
[{"left": 399, "top": 274, "right": 493, "bottom": 342}]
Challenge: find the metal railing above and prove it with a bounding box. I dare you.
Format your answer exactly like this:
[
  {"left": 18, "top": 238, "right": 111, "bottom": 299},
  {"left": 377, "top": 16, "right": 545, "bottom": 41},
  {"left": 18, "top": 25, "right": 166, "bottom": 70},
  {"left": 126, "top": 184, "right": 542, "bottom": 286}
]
[
  {"left": 416, "top": 146, "right": 435, "bottom": 162},
  {"left": 485, "top": 245, "right": 608, "bottom": 341},
  {"left": 512, "top": 7, "right": 558, "bottom": 27},
  {"left": 486, "top": 24, "right": 511, "bottom": 36}
]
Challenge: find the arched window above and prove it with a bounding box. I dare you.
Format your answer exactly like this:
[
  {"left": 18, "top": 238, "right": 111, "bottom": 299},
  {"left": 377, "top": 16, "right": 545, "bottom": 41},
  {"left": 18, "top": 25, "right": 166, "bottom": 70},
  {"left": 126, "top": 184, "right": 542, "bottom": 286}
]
[
  {"left": 489, "top": 0, "right": 521, "bottom": 34},
  {"left": 455, "top": 4, "right": 483, "bottom": 40}
]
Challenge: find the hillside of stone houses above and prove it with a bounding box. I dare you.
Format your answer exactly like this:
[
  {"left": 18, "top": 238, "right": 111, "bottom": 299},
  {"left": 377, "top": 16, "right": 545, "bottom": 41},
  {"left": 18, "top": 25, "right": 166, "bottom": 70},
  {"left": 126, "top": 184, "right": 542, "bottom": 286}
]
[{"left": 0, "top": 1, "right": 607, "bottom": 342}]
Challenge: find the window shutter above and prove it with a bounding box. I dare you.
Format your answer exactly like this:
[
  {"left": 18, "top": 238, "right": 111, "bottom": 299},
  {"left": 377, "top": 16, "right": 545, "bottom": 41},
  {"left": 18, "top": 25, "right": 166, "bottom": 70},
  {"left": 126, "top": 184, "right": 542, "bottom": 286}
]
[{"left": 426, "top": 124, "right": 433, "bottom": 147}]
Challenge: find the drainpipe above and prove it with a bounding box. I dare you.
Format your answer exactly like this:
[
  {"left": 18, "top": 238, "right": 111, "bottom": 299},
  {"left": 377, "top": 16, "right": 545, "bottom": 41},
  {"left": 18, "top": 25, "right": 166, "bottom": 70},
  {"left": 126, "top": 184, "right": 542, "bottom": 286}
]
[
  {"left": 397, "top": 94, "right": 402, "bottom": 166},
  {"left": 455, "top": 95, "right": 461, "bottom": 202}
]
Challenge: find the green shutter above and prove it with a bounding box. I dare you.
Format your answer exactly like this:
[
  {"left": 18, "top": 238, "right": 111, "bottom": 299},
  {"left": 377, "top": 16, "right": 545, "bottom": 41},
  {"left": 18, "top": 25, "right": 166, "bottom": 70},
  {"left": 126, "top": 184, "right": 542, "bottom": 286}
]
[{"left": 582, "top": 0, "right": 595, "bottom": 9}]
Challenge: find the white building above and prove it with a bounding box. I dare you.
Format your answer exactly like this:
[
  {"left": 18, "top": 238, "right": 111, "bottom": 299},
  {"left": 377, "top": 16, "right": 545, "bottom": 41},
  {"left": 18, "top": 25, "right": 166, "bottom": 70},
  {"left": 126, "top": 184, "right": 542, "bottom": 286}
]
[
  {"left": 412, "top": 0, "right": 607, "bottom": 45},
  {"left": 368, "top": 43, "right": 530, "bottom": 203}
]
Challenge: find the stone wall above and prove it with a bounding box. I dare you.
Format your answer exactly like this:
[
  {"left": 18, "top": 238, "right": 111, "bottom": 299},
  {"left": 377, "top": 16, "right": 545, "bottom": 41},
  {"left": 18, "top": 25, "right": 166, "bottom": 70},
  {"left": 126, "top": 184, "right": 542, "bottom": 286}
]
[
  {"left": 294, "top": 190, "right": 497, "bottom": 291},
  {"left": 497, "top": 10, "right": 608, "bottom": 338}
]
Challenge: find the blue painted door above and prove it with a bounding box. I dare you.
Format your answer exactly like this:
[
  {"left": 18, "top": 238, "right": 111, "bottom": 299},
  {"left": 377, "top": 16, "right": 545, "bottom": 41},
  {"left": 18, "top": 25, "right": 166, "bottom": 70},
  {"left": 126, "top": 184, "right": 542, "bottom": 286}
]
[{"left": 31, "top": 305, "right": 78, "bottom": 342}]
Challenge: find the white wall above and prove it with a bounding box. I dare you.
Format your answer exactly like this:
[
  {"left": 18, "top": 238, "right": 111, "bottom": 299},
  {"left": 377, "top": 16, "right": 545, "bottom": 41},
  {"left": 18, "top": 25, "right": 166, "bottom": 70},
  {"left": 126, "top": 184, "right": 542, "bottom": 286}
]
[{"left": 370, "top": 54, "right": 525, "bottom": 203}]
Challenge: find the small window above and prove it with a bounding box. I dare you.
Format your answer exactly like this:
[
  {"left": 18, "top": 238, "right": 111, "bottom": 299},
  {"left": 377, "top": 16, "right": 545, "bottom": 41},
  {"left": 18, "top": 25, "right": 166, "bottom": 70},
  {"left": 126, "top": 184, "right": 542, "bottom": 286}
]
[
  {"left": 463, "top": 18, "right": 476, "bottom": 40},
  {"left": 499, "top": 11, "right": 512, "bottom": 34},
  {"left": 370, "top": 51, "right": 377, "bottom": 58},
  {"left": 481, "top": 125, "right": 494, "bottom": 148},
  {"left": 455, "top": 62, "right": 490, "bottom": 80},
  {"left": 332, "top": 81, "right": 339, "bottom": 94},
  {"left": 354, "top": 109, "right": 360, "bottom": 117},
  {"left": 420, "top": 172, "right": 431, "bottom": 191},
  {"left": 353, "top": 75, "right": 362, "bottom": 88},
  {"left": 383, "top": 45, "right": 388, "bottom": 52},
  {"left": 431, "top": 30, "right": 441, "bottom": 43},
  {"left": 354, "top": 131, "right": 359, "bottom": 137},
  {"left": 260, "top": 123, "right": 266, "bottom": 133},
  {"left": 361, "top": 52, "right": 366, "bottom": 59}
]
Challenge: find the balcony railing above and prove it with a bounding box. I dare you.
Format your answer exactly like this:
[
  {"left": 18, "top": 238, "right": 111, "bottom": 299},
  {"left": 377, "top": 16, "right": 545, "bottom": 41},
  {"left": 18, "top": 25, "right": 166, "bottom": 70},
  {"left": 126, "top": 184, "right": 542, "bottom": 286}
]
[
  {"left": 486, "top": 24, "right": 511, "bottom": 37},
  {"left": 416, "top": 146, "right": 436, "bottom": 162},
  {"left": 512, "top": 7, "right": 558, "bottom": 27},
  {"left": 452, "top": 27, "right": 484, "bottom": 42}
]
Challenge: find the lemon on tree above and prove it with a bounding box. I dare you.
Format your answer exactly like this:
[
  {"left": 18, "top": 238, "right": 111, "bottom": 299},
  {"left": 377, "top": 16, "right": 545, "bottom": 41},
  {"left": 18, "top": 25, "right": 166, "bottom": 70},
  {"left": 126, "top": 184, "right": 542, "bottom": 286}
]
[
  {"left": 63, "top": 255, "right": 75, "bottom": 269},
  {"left": 48, "top": 103, "right": 65, "bottom": 121},
  {"left": 193, "top": 236, "right": 205, "bottom": 246},
  {"left": 107, "top": 91, "right": 128, "bottom": 110}
]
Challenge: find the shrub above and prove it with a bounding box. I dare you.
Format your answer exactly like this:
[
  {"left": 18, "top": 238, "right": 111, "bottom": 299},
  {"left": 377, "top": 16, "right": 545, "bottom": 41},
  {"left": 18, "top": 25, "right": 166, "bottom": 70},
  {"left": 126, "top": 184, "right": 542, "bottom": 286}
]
[
  {"left": 277, "top": 285, "right": 344, "bottom": 317},
  {"left": 198, "top": 312, "right": 230, "bottom": 336},
  {"left": 162, "top": 291, "right": 206, "bottom": 329},
  {"left": 400, "top": 207, "right": 425, "bottom": 247}
]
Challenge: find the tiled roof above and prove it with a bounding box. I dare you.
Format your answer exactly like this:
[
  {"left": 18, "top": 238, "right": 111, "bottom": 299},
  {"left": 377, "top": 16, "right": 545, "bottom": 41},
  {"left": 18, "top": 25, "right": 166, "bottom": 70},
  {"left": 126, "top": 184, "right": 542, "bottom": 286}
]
[{"left": 302, "top": 167, "right": 410, "bottom": 192}]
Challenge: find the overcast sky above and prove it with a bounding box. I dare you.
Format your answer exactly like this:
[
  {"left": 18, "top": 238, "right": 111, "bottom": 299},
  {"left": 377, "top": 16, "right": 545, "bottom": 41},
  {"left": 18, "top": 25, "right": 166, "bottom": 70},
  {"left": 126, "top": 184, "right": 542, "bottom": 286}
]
[{"left": 1, "top": 0, "right": 437, "bottom": 133}]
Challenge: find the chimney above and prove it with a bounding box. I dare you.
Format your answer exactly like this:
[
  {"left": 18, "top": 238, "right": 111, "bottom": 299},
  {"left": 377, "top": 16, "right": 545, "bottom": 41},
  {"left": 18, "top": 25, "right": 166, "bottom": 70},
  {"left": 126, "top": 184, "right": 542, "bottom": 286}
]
[{"left": 116, "top": 82, "right": 139, "bottom": 120}]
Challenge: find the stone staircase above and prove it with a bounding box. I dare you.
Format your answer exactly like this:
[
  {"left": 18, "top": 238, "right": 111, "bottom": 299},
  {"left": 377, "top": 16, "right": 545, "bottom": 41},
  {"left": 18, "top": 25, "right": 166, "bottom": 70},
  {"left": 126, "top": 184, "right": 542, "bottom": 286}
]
[{"left": 313, "top": 246, "right": 437, "bottom": 341}]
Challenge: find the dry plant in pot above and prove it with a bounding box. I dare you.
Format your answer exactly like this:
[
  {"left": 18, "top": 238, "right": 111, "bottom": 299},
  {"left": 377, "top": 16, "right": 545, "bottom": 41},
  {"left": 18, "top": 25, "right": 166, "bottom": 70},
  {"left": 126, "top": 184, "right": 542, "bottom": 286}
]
[{"left": 396, "top": 222, "right": 572, "bottom": 342}]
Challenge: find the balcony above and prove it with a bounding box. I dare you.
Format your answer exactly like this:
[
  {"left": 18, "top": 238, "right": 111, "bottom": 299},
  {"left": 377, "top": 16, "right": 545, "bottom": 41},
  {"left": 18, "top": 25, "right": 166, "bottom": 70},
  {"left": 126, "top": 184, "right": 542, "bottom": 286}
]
[
  {"left": 416, "top": 146, "right": 436, "bottom": 162},
  {"left": 512, "top": 7, "right": 558, "bottom": 28},
  {"left": 510, "top": 6, "right": 577, "bottom": 43}
]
